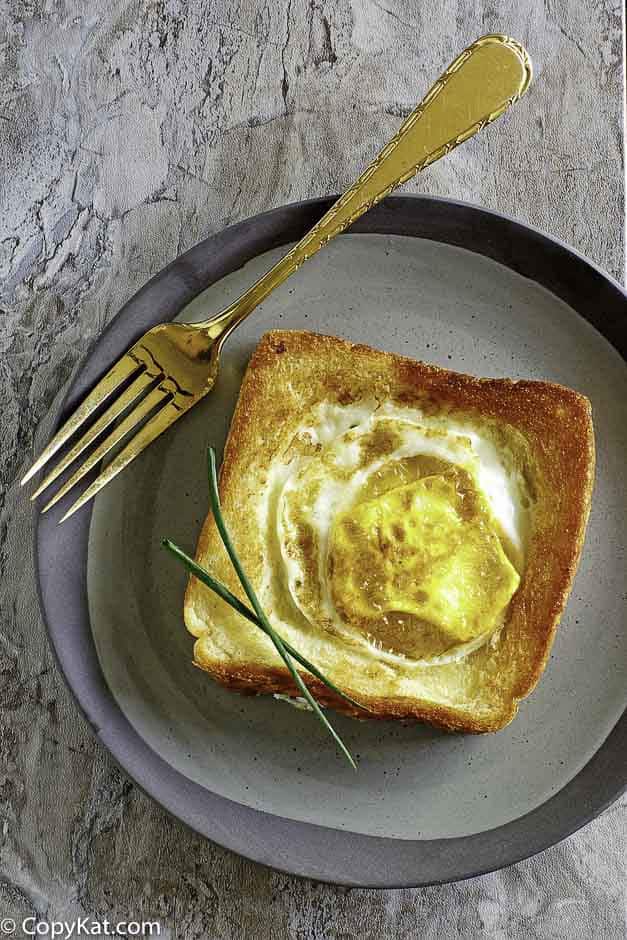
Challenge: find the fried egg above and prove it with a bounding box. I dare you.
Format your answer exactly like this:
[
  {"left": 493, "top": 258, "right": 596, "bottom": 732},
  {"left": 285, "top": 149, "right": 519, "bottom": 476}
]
[{"left": 259, "top": 399, "right": 529, "bottom": 668}]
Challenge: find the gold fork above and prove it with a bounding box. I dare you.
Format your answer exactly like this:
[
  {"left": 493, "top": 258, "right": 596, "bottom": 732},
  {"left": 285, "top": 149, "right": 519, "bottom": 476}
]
[{"left": 22, "top": 34, "right": 531, "bottom": 522}]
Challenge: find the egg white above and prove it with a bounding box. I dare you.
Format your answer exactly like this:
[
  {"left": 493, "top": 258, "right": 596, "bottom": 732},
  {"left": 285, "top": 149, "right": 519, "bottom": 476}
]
[{"left": 259, "top": 399, "right": 529, "bottom": 668}]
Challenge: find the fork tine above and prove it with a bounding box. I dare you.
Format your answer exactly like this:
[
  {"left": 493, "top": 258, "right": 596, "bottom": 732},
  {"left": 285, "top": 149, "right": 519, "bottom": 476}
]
[
  {"left": 21, "top": 354, "right": 142, "bottom": 486},
  {"left": 57, "top": 399, "right": 189, "bottom": 523},
  {"left": 30, "top": 370, "right": 159, "bottom": 500},
  {"left": 40, "top": 386, "right": 169, "bottom": 515}
]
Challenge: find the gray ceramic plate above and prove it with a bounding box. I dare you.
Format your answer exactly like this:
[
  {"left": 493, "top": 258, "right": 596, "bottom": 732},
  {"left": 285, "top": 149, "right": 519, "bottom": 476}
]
[{"left": 35, "top": 197, "right": 627, "bottom": 886}]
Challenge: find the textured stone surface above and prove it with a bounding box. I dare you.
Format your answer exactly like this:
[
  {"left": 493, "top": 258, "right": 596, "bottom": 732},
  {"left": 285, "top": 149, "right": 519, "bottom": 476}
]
[{"left": 0, "top": 1, "right": 625, "bottom": 937}]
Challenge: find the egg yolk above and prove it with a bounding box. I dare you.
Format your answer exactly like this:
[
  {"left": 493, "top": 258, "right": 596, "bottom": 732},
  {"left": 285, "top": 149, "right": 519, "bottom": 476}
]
[{"left": 328, "top": 469, "right": 520, "bottom": 653}]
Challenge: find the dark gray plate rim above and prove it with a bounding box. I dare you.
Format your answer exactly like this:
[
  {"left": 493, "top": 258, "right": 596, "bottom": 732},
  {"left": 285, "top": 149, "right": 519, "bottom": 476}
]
[{"left": 34, "top": 195, "right": 627, "bottom": 888}]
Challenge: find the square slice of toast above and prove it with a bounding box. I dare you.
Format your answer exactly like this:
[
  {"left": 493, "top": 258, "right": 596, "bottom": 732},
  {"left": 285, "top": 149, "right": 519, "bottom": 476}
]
[{"left": 185, "top": 330, "right": 594, "bottom": 732}]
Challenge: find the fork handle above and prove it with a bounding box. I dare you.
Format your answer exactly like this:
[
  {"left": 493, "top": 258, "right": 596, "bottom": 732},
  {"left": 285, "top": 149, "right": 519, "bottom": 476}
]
[{"left": 201, "top": 33, "right": 531, "bottom": 341}]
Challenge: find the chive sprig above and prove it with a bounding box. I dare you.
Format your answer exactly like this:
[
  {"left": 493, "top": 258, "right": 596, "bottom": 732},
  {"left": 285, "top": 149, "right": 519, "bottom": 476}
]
[{"left": 163, "top": 446, "right": 368, "bottom": 767}]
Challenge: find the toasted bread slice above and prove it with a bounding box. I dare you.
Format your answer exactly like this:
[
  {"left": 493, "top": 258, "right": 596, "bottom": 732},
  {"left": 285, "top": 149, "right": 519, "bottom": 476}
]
[{"left": 185, "top": 330, "right": 594, "bottom": 732}]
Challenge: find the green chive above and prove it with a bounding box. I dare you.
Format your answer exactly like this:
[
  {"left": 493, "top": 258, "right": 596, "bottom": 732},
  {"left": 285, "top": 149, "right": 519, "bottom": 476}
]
[
  {"left": 162, "top": 539, "right": 372, "bottom": 715},
  {"left": 204, "top": 446, "right": 356, "bottom": 768}
]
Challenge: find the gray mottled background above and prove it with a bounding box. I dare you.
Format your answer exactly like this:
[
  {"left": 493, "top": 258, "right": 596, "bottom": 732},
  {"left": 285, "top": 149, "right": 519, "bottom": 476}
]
[{"left": 1, "top": 1, "right": 625, "bottom": 938}]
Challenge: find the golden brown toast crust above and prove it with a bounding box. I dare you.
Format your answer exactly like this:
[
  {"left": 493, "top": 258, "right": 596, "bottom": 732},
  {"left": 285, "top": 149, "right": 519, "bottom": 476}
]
[{"left": 185, "top": 330, "right": 595, "bottom": 732}]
